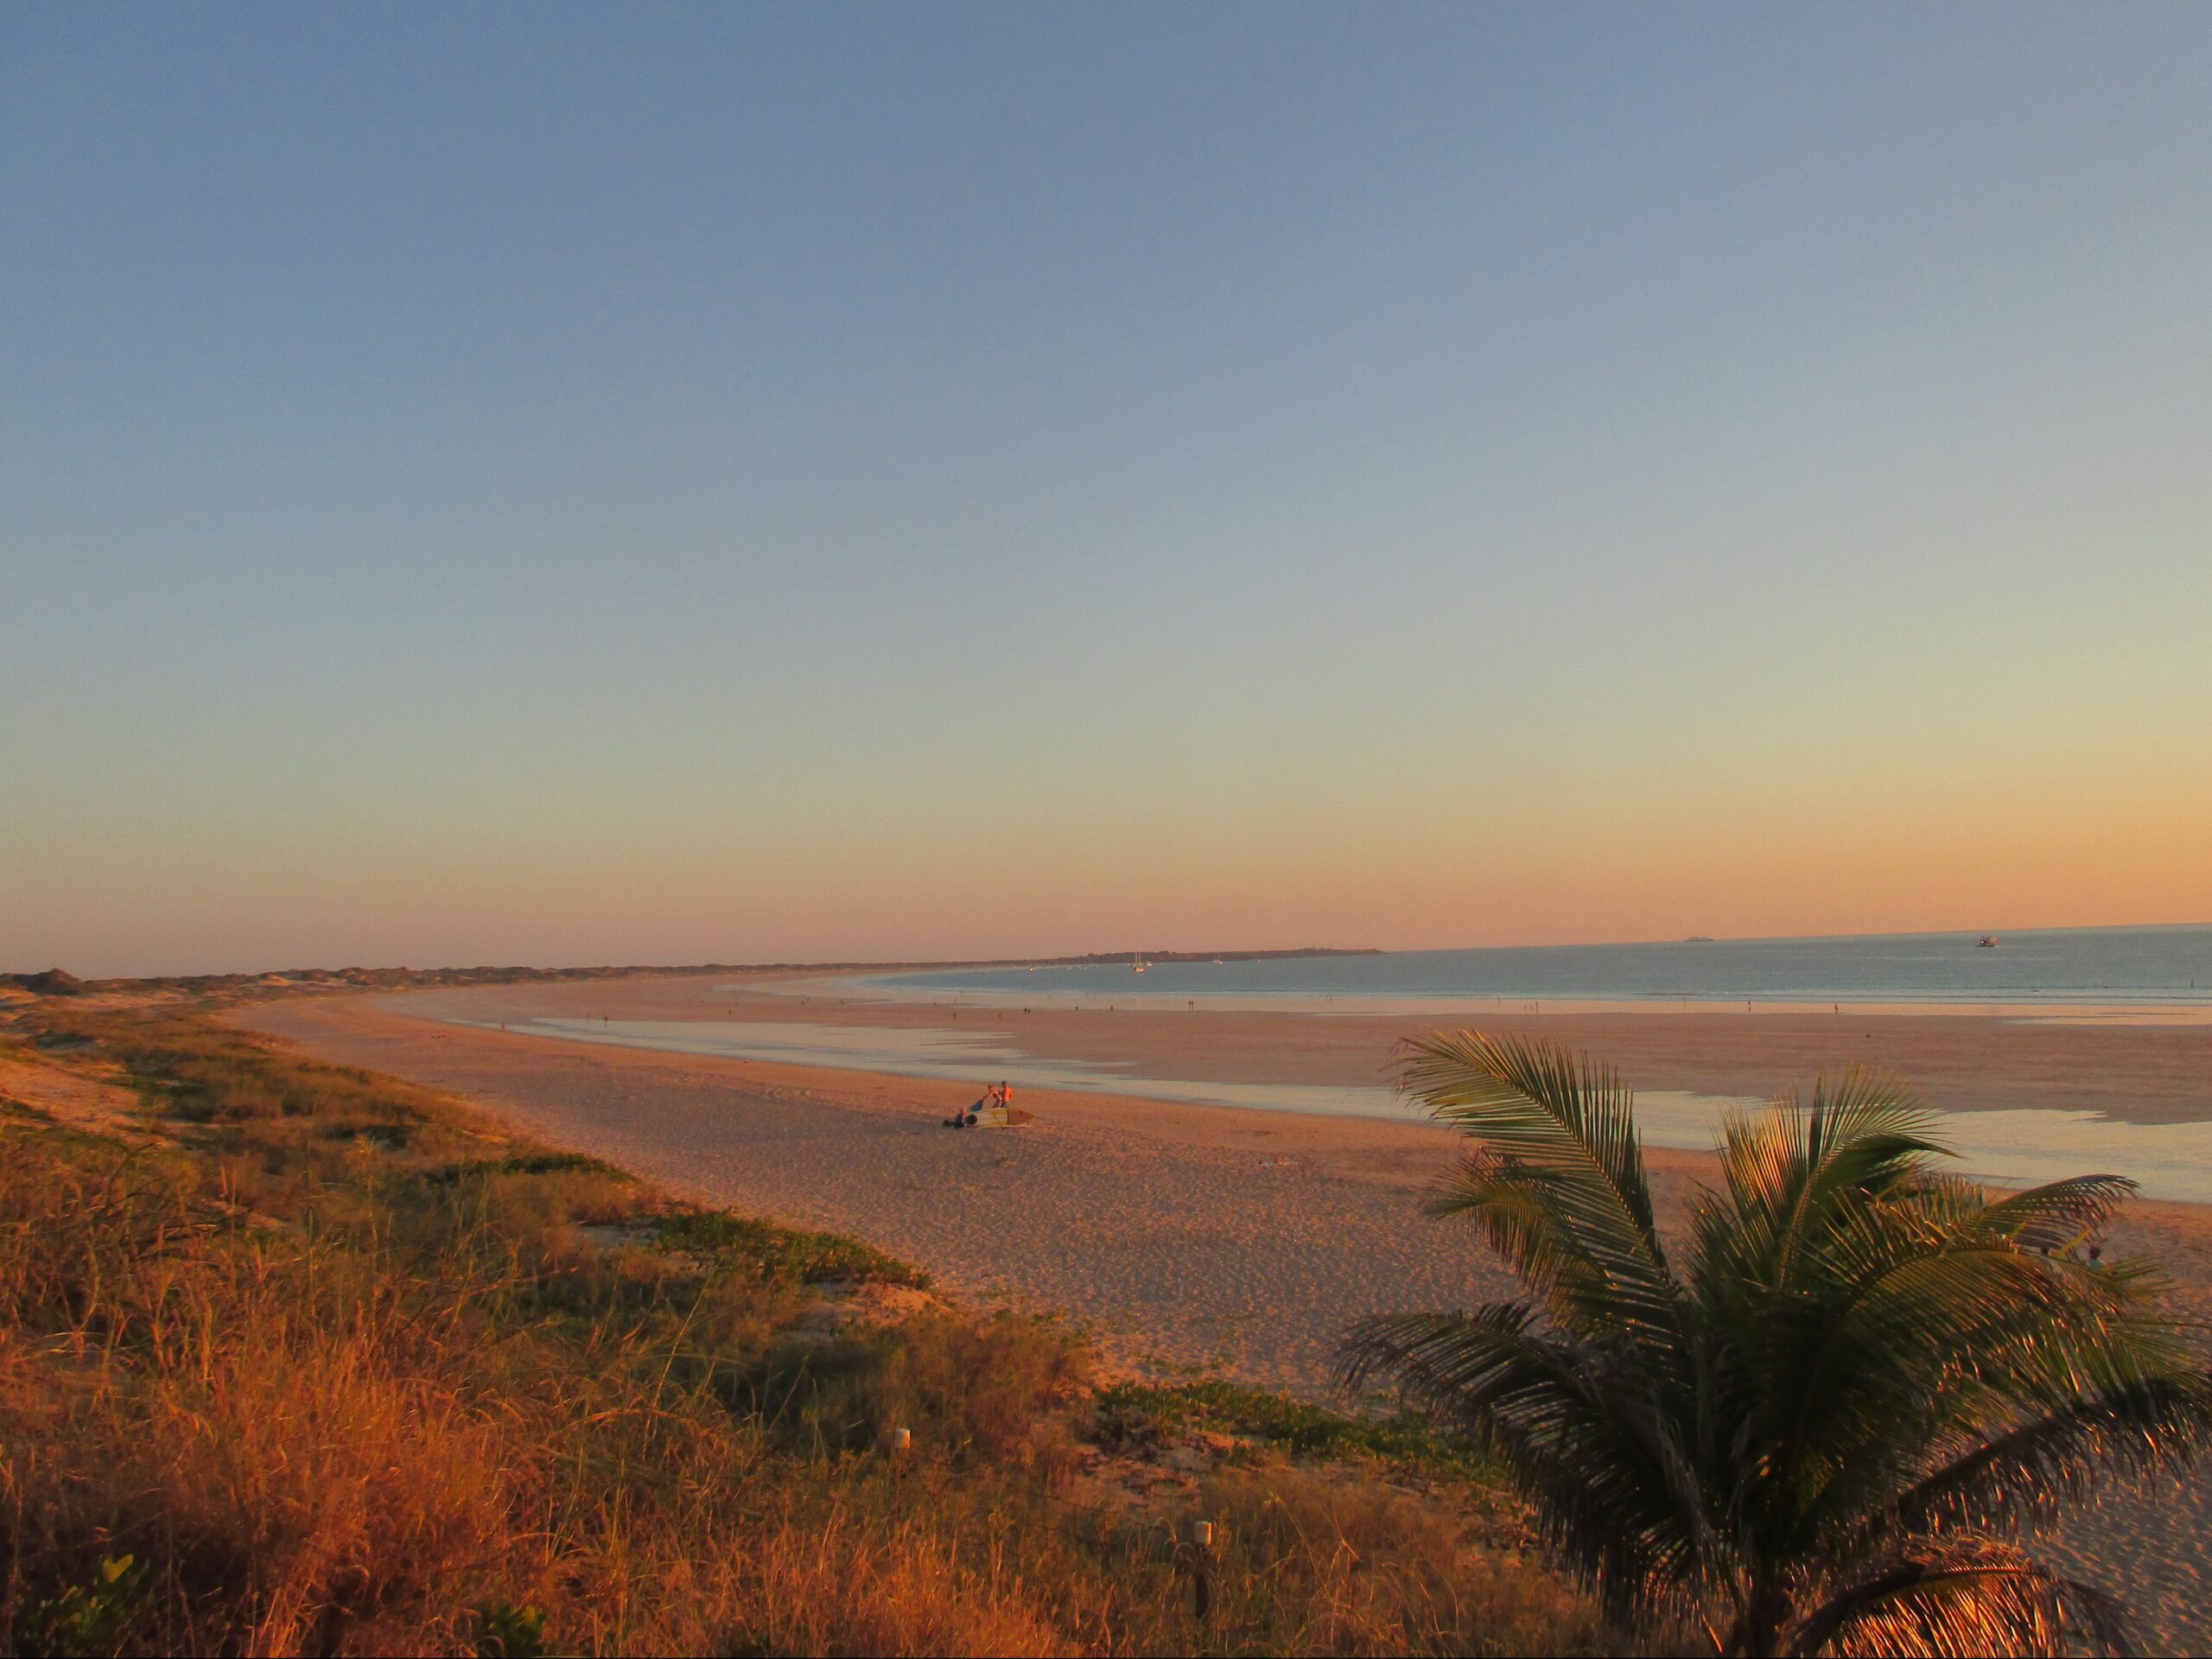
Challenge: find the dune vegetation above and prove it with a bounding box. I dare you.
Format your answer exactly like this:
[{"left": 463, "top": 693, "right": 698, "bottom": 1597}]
[{"left": 0, "top": 1001, "right": 1609, "bottom": 1657}]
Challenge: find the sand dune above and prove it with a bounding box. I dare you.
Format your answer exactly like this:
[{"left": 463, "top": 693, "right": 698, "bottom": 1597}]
[{"left": 244, "top": 976, "right": 2212, "bottom": 1652}]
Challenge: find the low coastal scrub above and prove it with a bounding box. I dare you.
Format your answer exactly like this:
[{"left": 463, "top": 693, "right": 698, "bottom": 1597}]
[
  {"left": 0, "top": 1004, "right": 1611, "bottom": 1656},
  {"left": 1094, "top": 1378, "right": 1489, "bottom": 1471},
  {"left": 654, "top": 1209, "right": 927, "bottom": 1288}
]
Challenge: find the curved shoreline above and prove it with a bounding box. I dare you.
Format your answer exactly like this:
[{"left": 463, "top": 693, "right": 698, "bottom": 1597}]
[{"left": 359, "top": 968, "right": 2212, "bottom": 1117}]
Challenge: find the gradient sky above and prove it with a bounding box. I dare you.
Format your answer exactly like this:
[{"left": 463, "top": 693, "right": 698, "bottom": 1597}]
[{"left": 4, "top": 4, "right": 2209, "bottom": 977}]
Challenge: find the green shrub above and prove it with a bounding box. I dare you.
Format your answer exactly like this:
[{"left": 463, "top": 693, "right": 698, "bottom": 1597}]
[
  {"left": 657, "top": 1210, "right": 927, "bottom": 1287},
  {"left": 1093, "top": 1377, "right": 1488, "bottom": 1470},
  {"left": 426, "top": 1151, "right": 628, "bottom": 1185},
  {"left": 469, "top": 1599, "right": 549, "bottom": 1658},
  {"left": 16, "top": 1555, "right": 148, "bottom": 1656}
]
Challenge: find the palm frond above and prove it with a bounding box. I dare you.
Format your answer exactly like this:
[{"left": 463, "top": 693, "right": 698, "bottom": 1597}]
[
  {"left": 1772, "top": 1241, "right": 2102, "bottom": 1512},
  {"left": 1768, "top": 1173, "right": 2202, "bottom": 1551},
  {"left": 1340, "top": 1306, "right": 1723, "bottom": 1621},
  {"left": 1398, "top": 1032, "right": 1682, "bottom": 1354},
  {"left": 1338, "top": 1303, "right": 1542, "bottom": 1405},
  {"left": 1800, "top": 1067, "right": 1945, "bottom": 1167},
  {"left": 1427, "top": 1147, "right": 1687, "bottom": 1346},
  {"left": 1832, "top": 1370, "right": 2212, "bottom": 1558},
  {"left": 1787, "top": 1540, "right": 2131, "bottom": 1657},
  {"left": 1973, "top": 1174, "right": 2139, "bottom": 1256},
  {"left": 1398, "top": 1032, "right": 1656, "bottom": 1231},
  {"left": 1698, "top": 1068, "right": 1942, "bottom": 1299}
]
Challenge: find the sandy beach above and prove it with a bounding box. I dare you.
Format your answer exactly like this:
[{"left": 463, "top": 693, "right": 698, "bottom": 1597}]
[
  {"left": 344, "top": 969, "right": 2212, "bottom": 1119},
  {"left": 245, "top": 976, "right": 2212, "bottom": 1650}
]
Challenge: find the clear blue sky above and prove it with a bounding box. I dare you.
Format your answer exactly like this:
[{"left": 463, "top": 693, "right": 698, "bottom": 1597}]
[{"left": 4, "top": 4, "right": 2209, "bottom": 976}]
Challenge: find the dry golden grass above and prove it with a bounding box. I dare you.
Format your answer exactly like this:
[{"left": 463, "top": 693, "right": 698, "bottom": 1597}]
[{"left": 0, "top": 1008, "right": 1613, "bottom": 1656}]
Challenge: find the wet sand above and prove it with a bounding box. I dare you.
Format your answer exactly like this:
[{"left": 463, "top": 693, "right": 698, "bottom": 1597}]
[
  {"left": 362, "top": 969, "right": 2212, "bottom": 1122},
  {"left": 242, "top": 976, "right": 2212, "bottom": 1650}
]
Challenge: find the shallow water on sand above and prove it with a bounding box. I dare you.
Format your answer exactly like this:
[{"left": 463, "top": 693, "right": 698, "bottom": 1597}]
[{"left": 461, "top": 1014, "right": 2212, "bottom": 1201}]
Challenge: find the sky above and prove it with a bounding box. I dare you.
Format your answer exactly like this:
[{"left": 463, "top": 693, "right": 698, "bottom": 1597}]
[{"left": 3, "top": 3, "right": 2209, "bottom": 977}]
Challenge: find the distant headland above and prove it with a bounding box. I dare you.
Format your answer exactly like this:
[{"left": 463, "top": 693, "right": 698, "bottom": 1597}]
[{"left": 1, "top": 947, "right": 1380, "bottom": 1001}]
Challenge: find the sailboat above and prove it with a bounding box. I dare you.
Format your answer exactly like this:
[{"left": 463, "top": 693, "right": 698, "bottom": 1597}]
[{"left": 1132, "top": 951, "right": 1147, "bottom": 973}]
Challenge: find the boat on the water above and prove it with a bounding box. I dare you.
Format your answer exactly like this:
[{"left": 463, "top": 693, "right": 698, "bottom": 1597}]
[{"left": 1978, "top": 935, "right": 2000, "bottom": 948}]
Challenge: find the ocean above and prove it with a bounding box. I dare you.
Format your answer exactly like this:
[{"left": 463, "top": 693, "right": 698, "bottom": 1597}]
[{"left": 858, "top": 924, "right": 2212, "bottom": 1012}]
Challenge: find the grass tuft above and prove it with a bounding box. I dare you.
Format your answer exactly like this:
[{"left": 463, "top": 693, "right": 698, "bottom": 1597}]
[
  {"left": 1093, "top": 1376, "right": 1489, "bottom": 1470},
  {"left": 656, "top": 1209, "right": 929, "bottom": 1287}
]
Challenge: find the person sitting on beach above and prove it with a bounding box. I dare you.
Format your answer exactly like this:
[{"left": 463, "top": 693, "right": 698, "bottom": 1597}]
[{"left": 945, "top": 1084, "right": 997, "bottom": 1128}]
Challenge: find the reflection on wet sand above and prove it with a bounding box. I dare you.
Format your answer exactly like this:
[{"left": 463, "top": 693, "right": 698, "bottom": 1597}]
[{"left": 473, "top": 1012, "right": 2212, "bottom": 1203}]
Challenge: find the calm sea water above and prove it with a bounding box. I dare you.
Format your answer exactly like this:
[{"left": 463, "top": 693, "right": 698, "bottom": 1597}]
[{"left": 863, "top": 925, "right": 2212, "bottom": 1009}]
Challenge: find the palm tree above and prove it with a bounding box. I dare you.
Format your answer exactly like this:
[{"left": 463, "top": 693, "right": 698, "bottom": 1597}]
[{"left": 1340, "top": 1033, "right": 2212, "bottom": 1657}]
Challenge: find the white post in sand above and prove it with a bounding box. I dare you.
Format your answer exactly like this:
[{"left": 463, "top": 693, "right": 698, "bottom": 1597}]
[{"left": 1184, "top": 1517, "right": 1217, "bottom": 1621}]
